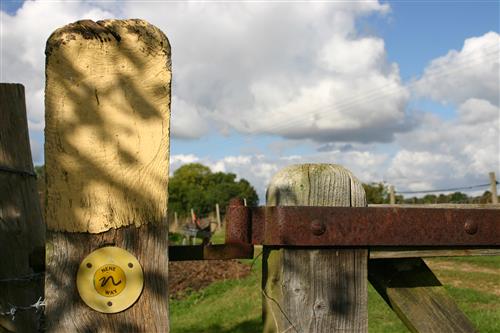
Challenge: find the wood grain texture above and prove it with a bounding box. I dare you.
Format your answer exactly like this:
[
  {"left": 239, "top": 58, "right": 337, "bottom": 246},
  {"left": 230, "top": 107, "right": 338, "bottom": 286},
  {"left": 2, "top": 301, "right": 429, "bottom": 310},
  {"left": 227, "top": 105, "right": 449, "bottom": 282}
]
[
  {"left": 44, "top": 19, "right": 171, "bottom": 332},
  {"left": 0, "top": 84, "right": 45, "bottom": 332},
  {"left": 369, "top": 258, "right": 477, "bottom": 333},
  {"left": 45, "top": 19, "right": 171, "bottom": 233},
  {"left": 263, "top": 164, "right": 368, "bottom": 333},
  {"left": 45, "top": 223, "right": 168, "bottom": 332}
]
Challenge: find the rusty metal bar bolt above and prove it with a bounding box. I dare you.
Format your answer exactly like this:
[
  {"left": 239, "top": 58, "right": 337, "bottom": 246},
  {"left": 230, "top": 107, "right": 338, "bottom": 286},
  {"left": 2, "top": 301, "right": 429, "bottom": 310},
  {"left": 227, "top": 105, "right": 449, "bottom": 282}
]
[
  {"left": 168, "top": 198, "right": 254, "bottom": 261},
  {"left": 225, "top": 198, "right": 252, "bottom": 245}
]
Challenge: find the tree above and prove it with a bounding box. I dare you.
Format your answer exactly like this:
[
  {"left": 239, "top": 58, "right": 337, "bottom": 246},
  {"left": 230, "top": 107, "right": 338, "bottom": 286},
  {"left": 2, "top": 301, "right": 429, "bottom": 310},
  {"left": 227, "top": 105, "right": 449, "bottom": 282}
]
[
  {"left": 34, "top": 165, "right": 44, "bottom": 178},
  {"left": 168, "top": 163, "right": 259, "bottom": 217},
  {"left": 449, "top": 191, "right": 468, "bottom": 203},
  {"left": 362, "top": 182, "right": 389, "bottom": 204}
]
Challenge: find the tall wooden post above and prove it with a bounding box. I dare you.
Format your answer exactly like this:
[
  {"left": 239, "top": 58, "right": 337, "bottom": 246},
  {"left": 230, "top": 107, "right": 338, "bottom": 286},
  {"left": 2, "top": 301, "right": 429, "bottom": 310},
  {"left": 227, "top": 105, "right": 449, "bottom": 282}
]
[
  {"left": 44, "top": 20, "right": 171, "bottom": 332},
  {"left": 0, "top": 84, "right": 45, "bottom": 332},
  {"left": 215, "top": 203, "right": 221, "bottom": 229},
  {"left": 263, "top": 164, "right": 368, "bottom": 333},
  {"left": 172, "top": 211, "right": 179, "bottom": 232},
  {"left": 489, "top": 172, "right": 498, "bottom": 204},
  {"left": 389, "top": 185, "right": 396, "bottom": 204}
]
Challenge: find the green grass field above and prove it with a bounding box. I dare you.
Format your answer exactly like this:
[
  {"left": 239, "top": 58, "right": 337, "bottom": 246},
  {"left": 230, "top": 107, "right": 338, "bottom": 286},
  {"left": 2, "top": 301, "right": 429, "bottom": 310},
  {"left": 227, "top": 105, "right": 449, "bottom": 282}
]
[{"left": 170, "top": 251, "right": 500, "bottom": 333}]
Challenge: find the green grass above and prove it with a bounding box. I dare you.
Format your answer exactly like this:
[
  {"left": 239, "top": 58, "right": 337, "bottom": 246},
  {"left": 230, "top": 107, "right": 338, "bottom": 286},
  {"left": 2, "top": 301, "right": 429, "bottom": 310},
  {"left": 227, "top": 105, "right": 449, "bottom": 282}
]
[
  {"left": 431, "top": 255, "right": 500, "bottom": 269},
  {"left": 446, "top": 286, "right": 500, "bottom": 333},
  {"left": 170, "top": 258, "right": 262, "bottom": 333},
  {"left": 209, "top": 228, "right": 226, "bottom": 244},
  {"left": 170, "top": 254, "right": 499, "bottom": 333},
  {"left": 367, "top": 285, "right": 409, "bottom": 333},
  {"left": 169, "top": 227, "right": 226, "bottom": 246}
]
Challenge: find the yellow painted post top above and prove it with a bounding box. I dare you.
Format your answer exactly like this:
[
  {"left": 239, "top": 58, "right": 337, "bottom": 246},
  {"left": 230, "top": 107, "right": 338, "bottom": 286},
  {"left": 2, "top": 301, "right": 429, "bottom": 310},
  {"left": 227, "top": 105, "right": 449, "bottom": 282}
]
[{"left": 45, "top": 19, "right": 171, "bottom": 233}]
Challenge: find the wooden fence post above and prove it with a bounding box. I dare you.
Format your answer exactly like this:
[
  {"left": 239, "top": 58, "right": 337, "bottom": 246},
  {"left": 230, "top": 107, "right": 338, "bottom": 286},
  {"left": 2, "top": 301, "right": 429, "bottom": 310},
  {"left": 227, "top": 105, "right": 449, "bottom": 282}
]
[
  {"left": 489, "top": 172, "right": 498, "bottom": 204},
  {"left": 215, "top": 203, "right": 221, "bottom": 229},
  {"left": 172, "top": 211, "right": 179, "bottom": 232},
  {"left": 44, "top": 20, "right": 171, "bottom": 332},
  {"left": 0, "top": 83, "right": 45, "bottom": 332},
  {"left": 263, "top": 164, "right": 368, "bottom": 333},
  {"left": 389, "top": 185, "right": 396, "bottom": 204}
]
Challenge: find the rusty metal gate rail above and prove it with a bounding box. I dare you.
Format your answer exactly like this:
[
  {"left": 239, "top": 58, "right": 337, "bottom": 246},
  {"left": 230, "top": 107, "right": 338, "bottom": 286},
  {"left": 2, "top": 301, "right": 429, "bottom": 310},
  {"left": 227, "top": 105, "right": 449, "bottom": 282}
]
[{"left": 169, "top": 198, "right": 500, "bottom": 261}]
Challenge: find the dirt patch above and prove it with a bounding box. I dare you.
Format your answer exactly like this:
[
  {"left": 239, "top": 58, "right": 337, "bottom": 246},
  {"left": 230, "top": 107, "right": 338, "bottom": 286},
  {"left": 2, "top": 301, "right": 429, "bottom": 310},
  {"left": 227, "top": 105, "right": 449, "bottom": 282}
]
[{"left": 169, "top": 260, "right": 252, "bottom": 299}]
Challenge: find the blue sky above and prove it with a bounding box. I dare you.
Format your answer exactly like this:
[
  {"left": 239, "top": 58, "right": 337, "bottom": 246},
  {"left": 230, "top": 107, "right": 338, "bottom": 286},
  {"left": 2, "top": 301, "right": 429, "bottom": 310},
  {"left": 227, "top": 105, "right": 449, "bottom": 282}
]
[
  {"left": 1, "top": 1, "right": 498, "bottom": 201},
  {"left": 380, "top": 1, "right": 499, "bottom": 78},
  {"left": 171, "top": 1, "right": 500, "bottom": 157}
]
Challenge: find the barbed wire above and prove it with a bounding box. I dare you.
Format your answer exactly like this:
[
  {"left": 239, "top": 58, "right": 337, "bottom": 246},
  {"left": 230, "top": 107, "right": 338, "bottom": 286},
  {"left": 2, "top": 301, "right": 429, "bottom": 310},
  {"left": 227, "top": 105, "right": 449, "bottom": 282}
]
[
  {"left": 0, "top": 297, "right": 45, "bottom": 321},
  {"left": 396, "top": 182, "right": 497, "bottom": 195}
]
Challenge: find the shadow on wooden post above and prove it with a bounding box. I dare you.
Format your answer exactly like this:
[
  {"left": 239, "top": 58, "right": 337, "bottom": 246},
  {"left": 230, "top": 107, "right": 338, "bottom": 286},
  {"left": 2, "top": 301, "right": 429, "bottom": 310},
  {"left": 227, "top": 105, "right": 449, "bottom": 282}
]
[
  {"left": 262, "top": 164, "right": 368, "bottom": 333},
  {"left": 0, "top": 84, "right": 45, "bottom": 332},
  {"left": 44, "top": 19, "right": 171, "bottom": 332}
]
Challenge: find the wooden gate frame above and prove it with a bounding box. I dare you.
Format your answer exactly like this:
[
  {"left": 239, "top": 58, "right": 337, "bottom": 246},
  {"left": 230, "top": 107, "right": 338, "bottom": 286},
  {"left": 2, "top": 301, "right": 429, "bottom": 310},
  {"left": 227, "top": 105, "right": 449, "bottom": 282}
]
[{"left": 171, "top": 198, "right": 500, "bottom": 333}]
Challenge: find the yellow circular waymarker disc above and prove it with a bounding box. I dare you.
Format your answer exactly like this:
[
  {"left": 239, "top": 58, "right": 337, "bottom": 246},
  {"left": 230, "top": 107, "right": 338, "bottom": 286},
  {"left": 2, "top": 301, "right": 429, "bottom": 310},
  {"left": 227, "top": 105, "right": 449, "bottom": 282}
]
[
  {"left": 94, "top": 264, "right": 127, "bottom": 297},
  {"left": 76, "top": 247, "right": 144, "bottom": 313}
]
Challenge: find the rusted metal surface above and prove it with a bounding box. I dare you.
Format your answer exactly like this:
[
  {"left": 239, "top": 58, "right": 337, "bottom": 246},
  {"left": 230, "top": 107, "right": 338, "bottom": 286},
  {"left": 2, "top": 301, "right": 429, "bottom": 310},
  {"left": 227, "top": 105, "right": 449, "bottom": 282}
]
[
  {"left": 251, "top": 206, "right": 500, "bottom": 246},
  {"left": 170, "top": 201, "right": 499, "bottom": 260},
  {"left": 225, "top": 198, "right": 251, "bottom": 244},
  {"left": 169, "top": 243, "right": 254, "bottom": 261}
]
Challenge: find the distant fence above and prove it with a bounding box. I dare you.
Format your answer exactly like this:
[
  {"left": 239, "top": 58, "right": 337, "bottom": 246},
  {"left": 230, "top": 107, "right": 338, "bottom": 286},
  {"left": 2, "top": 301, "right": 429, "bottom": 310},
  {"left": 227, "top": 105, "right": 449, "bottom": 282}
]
[{"left": 388, "top": 174, "right": 499, "bottom": 204}]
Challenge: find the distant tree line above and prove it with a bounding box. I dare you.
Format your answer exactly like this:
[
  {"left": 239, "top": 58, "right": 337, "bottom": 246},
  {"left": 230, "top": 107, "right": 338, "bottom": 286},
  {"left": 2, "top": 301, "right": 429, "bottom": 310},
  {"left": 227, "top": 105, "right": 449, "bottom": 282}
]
[
  {"left": 362, "top": 182, "right": 497, "bottom": 205},
  {"left": 33, "top": 165, "right": 496, "bottom": 219},
  {"left": 168, "top": 163, "right": 259, "bottom": 217}
]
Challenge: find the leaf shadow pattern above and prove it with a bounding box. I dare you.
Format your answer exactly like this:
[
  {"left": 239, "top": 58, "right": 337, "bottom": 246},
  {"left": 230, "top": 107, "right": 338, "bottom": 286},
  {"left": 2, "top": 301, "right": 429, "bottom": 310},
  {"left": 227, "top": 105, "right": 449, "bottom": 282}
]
[
  {"left": 43, "top": 19, "right": 171, "bottom": 332},
  {"left": 0, "top": 84, "right": 45, "bottom": 332}
]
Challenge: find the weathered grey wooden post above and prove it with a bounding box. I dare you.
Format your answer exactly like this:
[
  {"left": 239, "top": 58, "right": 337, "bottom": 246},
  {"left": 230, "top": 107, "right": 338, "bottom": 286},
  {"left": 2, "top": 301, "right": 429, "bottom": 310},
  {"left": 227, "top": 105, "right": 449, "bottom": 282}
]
[
  {"left": 263, "top": 164, "right": 368, "bottom": 333},
  {"left": 0, "top": 84, "right": 45, "bottom": 332},
  {"left": 44, "top": 19, "right": 171, "bottom": 332}
]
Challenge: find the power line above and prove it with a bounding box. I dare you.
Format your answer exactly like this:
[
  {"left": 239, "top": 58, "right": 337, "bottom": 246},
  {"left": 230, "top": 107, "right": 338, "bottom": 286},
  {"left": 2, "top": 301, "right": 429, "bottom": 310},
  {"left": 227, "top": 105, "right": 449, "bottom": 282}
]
[
  {"left": 249, "top": 42, "right": 500, "bottom": 135},
  {"left": 396, "top": 182, "right": 497, "bottom": 195}
]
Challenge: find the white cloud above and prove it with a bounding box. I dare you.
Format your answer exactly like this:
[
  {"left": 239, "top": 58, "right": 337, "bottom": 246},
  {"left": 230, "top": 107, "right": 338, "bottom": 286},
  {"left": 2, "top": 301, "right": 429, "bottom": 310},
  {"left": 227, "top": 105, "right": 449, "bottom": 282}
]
[
  {"left": 29, "top": 139, "right": 43, "bottom": 164},
  {"left": 144, "top": 27, "right": 500, "bottom": 200},
  {"left": 2, "top": 1, "right": 404, "bottom": 144},
  {"left": 319, "top": 36, "right": 386, "bottom": 74},
  {"left": 457, "top": 98, "right": 499, "bottom": 124},
  {"left": 387, "top": 31, "right": 500, "bottom": 194},
  {"left": 389, "top": 97, "right": 499, "bottom": 192},
  {"left": 170, "top": 96, "right": 209, "bottom": 139},
  {"left": 388, "top": 150, "right": 462, "bottom": 190},
  {"left": 414, "top": 32, "right": 500, "bottom": 106},
  {"left": 3, "top": 2, "right": 497, "bottom": 199},
  {"left": 1, "top": 1, "right": 114, "bottom": 160},
  {"left": 120, "top": 1, "right": 408, "bottom": 142},
  {"left": 170, "top": 154, "right": 200, "bottom": 174}
]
